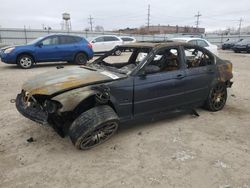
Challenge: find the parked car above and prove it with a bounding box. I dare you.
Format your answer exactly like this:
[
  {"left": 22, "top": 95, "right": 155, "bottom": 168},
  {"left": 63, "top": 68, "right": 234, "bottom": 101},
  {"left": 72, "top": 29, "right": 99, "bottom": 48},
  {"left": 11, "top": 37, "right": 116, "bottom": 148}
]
[
  {"left": 89, "top": 35, "right": 123, "bottom": 55},
  {"left": 222, "top": 38, "right": 243, "bottom": 50},
  {"left": 120, "top": 36, "right": 136, "bottom": 44},
  {"left": 171, "top": 37, "right": 218, "bottom": 55},
  {"left": 232, "top": 39, "right": 250, "bottom": 53},
  {"left": 0, "top": 34, "right": 93, "bottom": 69},
  {"left": 15, "top": 42, "right": 233, "bottom": 150}
]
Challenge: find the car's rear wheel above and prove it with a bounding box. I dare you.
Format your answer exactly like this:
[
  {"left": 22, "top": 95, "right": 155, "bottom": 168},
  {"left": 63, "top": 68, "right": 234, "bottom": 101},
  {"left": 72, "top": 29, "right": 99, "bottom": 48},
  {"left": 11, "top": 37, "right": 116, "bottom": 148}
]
[
  {"left": 69, "top": 105, "right": 119, "bottom": 150},
  {"left": 74, "top": 53, "right": 88, "bottom": 65},
  {"left": 114, "top": 50, "right": 122, "bottom": 56},
  {"left": 17, "top": 54, "right": 34, "bottom": 69},
  {"left": 205, "top": 83, "right": 227, "bottom": 111}
]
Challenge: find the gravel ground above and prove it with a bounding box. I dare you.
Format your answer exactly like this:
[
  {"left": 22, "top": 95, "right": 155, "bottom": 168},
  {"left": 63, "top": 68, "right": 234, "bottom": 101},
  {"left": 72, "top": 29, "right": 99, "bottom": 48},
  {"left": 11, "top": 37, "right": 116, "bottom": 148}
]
[{"left": 0, "top": 50, "right": 250, "bottom": 188}]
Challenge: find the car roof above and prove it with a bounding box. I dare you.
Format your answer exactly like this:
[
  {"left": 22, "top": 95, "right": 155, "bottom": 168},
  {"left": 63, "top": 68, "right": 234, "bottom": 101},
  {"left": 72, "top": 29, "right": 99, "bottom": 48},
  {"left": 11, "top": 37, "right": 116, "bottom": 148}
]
[
  {"left": 44, "top": 33, "right": 82, "bottom": 38},
  {"left": 120, "top": 36, "right": 135, "bottom": 38},
  {"left": 94, "top": 35, "right": 120, "bottom": 38},
  {"left": 120, "top": 41, "right": 190, "bottom": 49},
  {"left": 171, "top": 37, "right": 205, "bottom": 41}
]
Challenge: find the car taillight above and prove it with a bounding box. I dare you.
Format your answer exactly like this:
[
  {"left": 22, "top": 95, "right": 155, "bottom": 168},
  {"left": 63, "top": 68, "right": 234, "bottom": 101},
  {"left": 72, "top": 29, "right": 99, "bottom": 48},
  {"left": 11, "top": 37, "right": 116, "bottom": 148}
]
[{"left": 88, "top": 43, "right": 93, "bottom": 49}]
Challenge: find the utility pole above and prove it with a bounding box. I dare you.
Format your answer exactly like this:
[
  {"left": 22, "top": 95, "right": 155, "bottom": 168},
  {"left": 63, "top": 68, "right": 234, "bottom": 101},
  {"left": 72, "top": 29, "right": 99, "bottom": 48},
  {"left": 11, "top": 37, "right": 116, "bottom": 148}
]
[
  {"left": 238, "top": 18, "right": 243, "bottom": 38},
  {"left": 146, "top": 4, "right": 150, "bottom": 34},
  {"left": 195, "top": 11, "right": 202, "bottom": 32},
  {"left": 88, "top": 15, "right": 94, "bottom": 32}
]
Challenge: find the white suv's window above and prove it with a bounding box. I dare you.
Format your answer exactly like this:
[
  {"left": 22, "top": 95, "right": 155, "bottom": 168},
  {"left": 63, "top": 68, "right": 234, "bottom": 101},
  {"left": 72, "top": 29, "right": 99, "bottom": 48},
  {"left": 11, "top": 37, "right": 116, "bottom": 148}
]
[
  {"left": 197, "top": 40, "right": 209, "bottom": 47},
  {"left": 94, "top": 37, "right": 104, "bottom": 43},
  {"left": 188, "top": 40, "right": 197, "bottom": 45},
  {"left": 104, "top": 36, "right": 120, "bottom": 42}
]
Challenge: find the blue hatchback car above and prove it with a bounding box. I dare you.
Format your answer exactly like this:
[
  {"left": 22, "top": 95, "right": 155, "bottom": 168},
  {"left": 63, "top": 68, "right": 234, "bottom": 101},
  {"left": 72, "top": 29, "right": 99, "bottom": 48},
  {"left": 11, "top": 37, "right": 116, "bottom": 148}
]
[{"left": 0, "top": 34, "right": 94, "bottom": 69}]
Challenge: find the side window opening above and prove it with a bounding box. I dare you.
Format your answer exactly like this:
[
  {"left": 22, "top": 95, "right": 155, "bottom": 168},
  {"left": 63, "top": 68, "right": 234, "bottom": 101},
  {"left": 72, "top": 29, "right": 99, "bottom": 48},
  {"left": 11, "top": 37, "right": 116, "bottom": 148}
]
[
  {"left": 188, "top": 40, "right": 197, "bottom": 45},
  {"left": 104, "top": 36, "right": 119, "bottom": 42},
  {"left": 94, "top": 37, "right": 104, "bottom": 43},
  {"left": 197, "top": 40, "right": 209, "bottom": 47},
  {"left": 41, "top": 36, "right": 59, "bottom": 45},
  {"left": 184, "top": 47, "right": 213, "bottom": 68},
  {"left": 144, "top": 48, "right": 180, "bottom": 74}
]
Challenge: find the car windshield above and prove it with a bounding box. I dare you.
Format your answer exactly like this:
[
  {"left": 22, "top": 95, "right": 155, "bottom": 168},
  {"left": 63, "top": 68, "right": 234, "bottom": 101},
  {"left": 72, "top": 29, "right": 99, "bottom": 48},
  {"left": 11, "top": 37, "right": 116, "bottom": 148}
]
[
  {"left": 224, "top": 38, "right": 239, "bottom": 43},
  {"left": 89, "top": 46, "right": 151, "bottom": 75},
  {"left": 237, "top": 39, "right": 250, "bottom": 45},
  {"left": 27, "top": 36, "right": 44, "bottom": 45}
]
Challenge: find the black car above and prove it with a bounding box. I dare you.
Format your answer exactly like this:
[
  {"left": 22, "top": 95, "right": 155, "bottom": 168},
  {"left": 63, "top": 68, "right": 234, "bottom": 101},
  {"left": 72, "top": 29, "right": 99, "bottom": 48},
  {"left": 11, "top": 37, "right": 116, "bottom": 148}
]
[
  {"left": 15, "top": 42, "right": 233, "bottom": 150},
  {"left": 232, "top": 39, "right": 250, "bottom": 53},
  {"left": 222, "top": 38, "right": 243, "bottom": 50}
]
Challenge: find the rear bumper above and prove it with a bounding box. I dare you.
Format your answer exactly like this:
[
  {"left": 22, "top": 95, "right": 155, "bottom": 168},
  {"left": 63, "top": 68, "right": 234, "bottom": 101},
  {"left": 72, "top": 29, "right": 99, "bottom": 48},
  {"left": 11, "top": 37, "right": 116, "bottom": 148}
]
[{"left": 16, "top": 93, "right": 48, "bottom": 124}]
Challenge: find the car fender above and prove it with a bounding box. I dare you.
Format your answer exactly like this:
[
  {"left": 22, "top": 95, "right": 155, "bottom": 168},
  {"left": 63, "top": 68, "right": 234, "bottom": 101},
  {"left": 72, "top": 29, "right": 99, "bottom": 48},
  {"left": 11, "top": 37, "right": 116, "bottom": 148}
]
[
  {"left": 15, "top": 48, "right": 36, "bottom": 61},
  {"left": 52, "top": 84, "right": 116, "bottom": 113},
  {"left": 52, "top": 86, "right": 97, "bottom": 112}
]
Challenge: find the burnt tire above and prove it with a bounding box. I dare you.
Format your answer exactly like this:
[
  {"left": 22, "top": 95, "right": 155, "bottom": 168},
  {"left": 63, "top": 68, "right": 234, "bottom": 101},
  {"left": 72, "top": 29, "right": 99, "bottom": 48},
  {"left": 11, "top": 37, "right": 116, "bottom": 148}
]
[
  {"left": 204, "top": 83, "right": 227, "bottom": 112},
  {"left": 17, "top": 54, "right": 34, "bottom": 69},
  {"left": 69, "top": 105, "right": 119, "bottom": 150},
  {"left": 74, "top": 52, "right": 88, "bottom": 65}
]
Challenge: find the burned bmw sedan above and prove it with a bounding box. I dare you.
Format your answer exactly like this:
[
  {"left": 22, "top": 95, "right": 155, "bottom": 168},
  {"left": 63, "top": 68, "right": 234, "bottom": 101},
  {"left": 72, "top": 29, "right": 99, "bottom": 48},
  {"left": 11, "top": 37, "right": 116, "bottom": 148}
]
[{"left": 16, "top": 42, "right": 233, "bottom": 150}]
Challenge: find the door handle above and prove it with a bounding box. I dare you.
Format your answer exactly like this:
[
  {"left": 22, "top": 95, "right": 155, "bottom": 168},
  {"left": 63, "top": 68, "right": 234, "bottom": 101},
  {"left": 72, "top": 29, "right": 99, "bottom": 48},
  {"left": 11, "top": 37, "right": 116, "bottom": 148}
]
[{"left": 176, "top": 74, "right": 185, "bottom": 79}]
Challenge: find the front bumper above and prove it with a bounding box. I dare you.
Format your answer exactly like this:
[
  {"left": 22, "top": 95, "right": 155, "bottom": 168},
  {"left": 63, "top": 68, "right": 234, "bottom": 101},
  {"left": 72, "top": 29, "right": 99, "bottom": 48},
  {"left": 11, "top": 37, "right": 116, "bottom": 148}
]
[
  {"left": 16, "top": 93, "right": 48, "bottom": 124},
  {"left": 0, "top": 52, "right": 16, "bottom": 64}
]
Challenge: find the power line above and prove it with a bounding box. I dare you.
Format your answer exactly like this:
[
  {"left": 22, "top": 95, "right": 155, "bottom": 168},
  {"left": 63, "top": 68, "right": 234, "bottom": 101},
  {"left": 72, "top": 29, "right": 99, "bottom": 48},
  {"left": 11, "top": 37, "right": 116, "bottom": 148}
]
[
  {"left": 88, "top": 15, "right": 94, "bottom": 31},
  {"left": 195, "top": 11, "right": 202, "bottom": 28},
  {"left": 146, "top": 4, "right": 150, "bottom": 31}
]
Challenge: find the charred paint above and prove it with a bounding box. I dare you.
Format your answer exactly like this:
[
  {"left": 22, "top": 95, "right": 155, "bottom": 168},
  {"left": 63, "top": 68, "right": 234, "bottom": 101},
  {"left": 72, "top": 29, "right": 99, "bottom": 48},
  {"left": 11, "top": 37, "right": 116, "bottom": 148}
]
[
  {"left": 217, "top": 62, "right": 233, "bottom": 82},
  {"left": 22, "top": 67, "right": 122, "bottom": 96}
]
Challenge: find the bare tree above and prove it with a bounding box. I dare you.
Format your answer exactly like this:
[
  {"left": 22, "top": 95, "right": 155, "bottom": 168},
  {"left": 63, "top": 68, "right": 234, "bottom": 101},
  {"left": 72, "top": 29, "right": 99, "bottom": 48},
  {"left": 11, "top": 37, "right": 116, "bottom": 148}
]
[{"left": 95, "top": 25, "right": 104, "bottom": 32}]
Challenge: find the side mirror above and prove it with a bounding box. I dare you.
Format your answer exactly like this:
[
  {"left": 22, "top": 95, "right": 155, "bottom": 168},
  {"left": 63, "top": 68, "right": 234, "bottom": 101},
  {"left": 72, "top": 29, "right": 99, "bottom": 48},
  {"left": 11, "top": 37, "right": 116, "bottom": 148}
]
[
  {"left": 91, "top": 40, "right": 96, "bottom": 43},
  {"left": 36, "top": 42, "right": 43, "bottom": 47}
]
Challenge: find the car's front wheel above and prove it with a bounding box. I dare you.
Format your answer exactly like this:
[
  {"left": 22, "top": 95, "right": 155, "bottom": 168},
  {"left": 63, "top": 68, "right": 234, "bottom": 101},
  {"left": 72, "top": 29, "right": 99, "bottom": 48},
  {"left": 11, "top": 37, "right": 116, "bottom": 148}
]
[
  {"left": 74, "top": 53, "right": 88, "bottom": 65},
  {"left": 17, "top": 54, "right": 34, "bottom": 69},
  {"left": 205, "top": 83, "right": 227, "bottom": 111},
  {"left": 69, "top": 105, "right": 119, "bottom": 150}
]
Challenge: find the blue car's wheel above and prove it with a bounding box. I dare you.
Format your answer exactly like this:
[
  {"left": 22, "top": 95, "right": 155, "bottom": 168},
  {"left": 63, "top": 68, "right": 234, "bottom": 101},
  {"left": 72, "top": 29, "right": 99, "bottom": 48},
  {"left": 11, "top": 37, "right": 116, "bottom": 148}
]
[
  {"left": 74, "top": 53, "right": 88, "bottom": 65},
  {"left": 17, "top": 55, "right": 34, "bottom": 69}
]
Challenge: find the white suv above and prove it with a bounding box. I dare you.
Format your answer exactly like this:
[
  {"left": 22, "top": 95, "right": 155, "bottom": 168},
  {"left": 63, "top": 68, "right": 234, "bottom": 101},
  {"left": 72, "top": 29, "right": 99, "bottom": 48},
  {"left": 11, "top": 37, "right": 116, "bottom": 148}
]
[
  {"left": 90, "top": 35, "right": 123, "bottom": 55},
  {"left": 171, "top": 37, "right": 218, "bottom": 55}
]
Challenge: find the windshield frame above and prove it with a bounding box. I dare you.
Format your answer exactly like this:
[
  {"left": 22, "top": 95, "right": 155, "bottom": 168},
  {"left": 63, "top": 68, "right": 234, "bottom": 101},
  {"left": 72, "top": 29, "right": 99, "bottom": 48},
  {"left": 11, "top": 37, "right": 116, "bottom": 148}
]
[
  {"left": 27, "top": 36, "right": 45, "bottom": 45},
  {"left": 91, "top": 45, "right": 153, "bottom": 76}
]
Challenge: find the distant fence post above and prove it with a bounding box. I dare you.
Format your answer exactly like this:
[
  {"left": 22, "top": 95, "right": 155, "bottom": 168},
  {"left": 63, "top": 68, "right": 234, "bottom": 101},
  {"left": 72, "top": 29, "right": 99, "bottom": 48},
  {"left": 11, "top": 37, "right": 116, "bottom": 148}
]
[
  {"left": 0, "top": 30, "right": 2, "bottom": 43},
  {"left": 220, "top": 34, "right": 224, "bottom": 46},
  {"left": 24, "top": 26, "right": 27, "bottom": 44}
]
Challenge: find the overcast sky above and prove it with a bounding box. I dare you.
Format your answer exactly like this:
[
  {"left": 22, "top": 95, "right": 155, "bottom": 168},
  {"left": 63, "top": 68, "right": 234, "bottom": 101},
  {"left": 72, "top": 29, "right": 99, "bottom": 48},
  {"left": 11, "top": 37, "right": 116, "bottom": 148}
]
[{"left": 0, "top": 0, "right": 250, "bottom": 31}]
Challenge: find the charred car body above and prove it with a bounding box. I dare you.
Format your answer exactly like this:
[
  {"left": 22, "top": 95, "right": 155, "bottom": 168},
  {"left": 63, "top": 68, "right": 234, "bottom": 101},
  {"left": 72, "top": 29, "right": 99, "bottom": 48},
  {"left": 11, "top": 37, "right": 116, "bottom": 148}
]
[{"left": 16, "top": 42, "right": 233, "bottom": 150}]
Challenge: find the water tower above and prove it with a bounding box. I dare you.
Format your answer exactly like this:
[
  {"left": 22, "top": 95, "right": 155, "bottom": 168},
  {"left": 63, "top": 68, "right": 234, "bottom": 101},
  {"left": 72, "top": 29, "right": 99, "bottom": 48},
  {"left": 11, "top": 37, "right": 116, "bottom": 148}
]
[{"left": 62, "top": 13, "right": 72, "bottom": 31}]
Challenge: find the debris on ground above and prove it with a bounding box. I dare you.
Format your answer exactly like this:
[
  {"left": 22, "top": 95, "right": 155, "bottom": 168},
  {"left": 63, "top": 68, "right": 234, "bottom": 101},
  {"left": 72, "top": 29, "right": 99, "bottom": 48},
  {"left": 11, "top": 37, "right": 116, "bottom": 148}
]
[
  {"left": 138, "top": 132, "right": 142, "bottom": 136},
  {"left": 10, "top": 99, "right": 16, "bottom": 103},
  {"left": 231, "top": 94, "right": 236, "bottom": 98},
  {"left": 171, "top": 150, "right": 195, "bottom": 161},
  {"left": 214, "top": 160, "right": 229, "bottom": 168},
  {"left": 26, "top": 137, "right": 35, "bottom": 143},
  {"left": 191, "top": 109, "right": 200, "bottom": 117}
]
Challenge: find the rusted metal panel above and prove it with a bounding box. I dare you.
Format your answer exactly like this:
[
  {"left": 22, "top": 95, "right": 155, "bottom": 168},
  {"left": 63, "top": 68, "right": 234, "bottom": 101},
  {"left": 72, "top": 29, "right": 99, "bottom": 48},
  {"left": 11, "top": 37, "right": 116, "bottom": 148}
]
[
  {"left": 22, "top": 67, "right": 122, "bottom": 96},
  {"left": 52, "top": 86, "right": 96, "bottom": 112},
  {"left": 217, "top": 62, "right": 233, "bottom": 82}
]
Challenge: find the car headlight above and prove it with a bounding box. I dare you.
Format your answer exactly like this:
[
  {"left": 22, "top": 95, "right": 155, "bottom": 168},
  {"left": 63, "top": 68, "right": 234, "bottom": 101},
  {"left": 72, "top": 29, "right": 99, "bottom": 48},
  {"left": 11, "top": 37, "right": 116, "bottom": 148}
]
[
  {"left": 44, "top": 100, "right": 62, "bottom": 113},
  {"left": 4, "top": 47, "right": 15, "bottom": 54}
]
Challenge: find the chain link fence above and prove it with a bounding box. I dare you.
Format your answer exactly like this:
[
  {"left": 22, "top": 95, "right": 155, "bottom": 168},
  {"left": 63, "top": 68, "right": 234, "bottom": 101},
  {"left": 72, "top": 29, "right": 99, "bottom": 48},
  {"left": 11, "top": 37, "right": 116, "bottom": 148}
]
[{"left": 0, "top": 27, "right": 250, "bottom": 47}]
